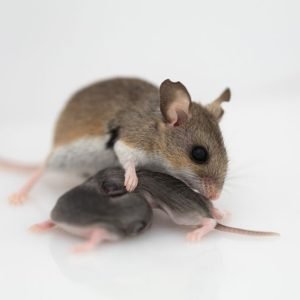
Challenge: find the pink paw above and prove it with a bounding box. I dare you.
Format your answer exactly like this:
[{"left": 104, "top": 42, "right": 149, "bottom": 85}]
[
  {"left": 124, "top": 168, "right": 138, "bottom": 192},
  {"left": 211, "top": 207, "right": 231, "bottom": 221},
  {"left": 9, "top": 192, "right": 27, "bottom": 205},
  {"left": 72, "top": 243, "right": 94, "bottom": 254},
  {"left": 29, "top": 221, "right": 55, "bottom": 233},
  {"left": 186, "top": 229, "right": 205, "bottom": 242}
]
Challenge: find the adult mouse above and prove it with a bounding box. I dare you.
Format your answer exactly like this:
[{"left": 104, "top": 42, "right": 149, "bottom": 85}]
[
  {"left": 30, "top": 175, "right": 153, "bottom": 253},
  {"left": 7, "top": 77, "right": 231, "bottom": 204}
]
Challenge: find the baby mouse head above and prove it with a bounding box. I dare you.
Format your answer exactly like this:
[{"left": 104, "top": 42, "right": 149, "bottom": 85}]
[
  {"left": 159, "top": 79, "right": 230, "bottom": 200},
  {"left": 92, "top": 168, "right": 126, "bottom": 196}
]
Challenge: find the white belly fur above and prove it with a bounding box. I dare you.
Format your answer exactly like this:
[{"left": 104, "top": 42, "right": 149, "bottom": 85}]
[{"left": 47, "top": 136, "right": 119, "bottom": 176}]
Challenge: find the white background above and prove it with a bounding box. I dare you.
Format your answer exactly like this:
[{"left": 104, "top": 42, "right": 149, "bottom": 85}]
[{"left": 0, "top": 0, "right": 300, "bottom": 299}]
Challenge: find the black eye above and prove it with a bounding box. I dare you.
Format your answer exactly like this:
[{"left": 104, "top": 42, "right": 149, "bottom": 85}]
[{"left": 191, "top": 146, "right": 209, "bottom": 163}]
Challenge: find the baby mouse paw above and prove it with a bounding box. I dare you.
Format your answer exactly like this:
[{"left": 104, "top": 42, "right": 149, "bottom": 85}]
[
  {"left": 186, "top": 218, "right": 217, "bottom": 242},
  {"left": 124, "top": 164, "right": 138, "bottom": 192},
  {"left": 211, "top": 207, "right": 231, "bottom": 221},
  {"left": 29, "top": 221, "right": 56, "bottom": 233}
]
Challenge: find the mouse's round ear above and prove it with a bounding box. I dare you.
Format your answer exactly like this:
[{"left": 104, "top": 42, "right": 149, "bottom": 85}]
[
  {"left": 126, "top": 221, "right": 148, "bottom": 236},
  {"left": 102, "top": 181, "right": 127, "bottom": 197},
  {"left": 206, "top": 88, "right": 231, "bottom": 122},
  {"left": 160, "top": 79, "right": 192, "bottom": 127}
]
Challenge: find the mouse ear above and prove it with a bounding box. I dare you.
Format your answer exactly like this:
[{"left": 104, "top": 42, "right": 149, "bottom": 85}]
[
  {"left": 205, "top": 88, "right": 231, "bottom": 122},
  {"left": 102, "top": 181, "right": 127, "bottom": 197},
  {"left": 160, "top": 79, "right": 192, "bottom": 127},
  {"left": 126, "top": 221, "right": 148, "bottom": 236}
]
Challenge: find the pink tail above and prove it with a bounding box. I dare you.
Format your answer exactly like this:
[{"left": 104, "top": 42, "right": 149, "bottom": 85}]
[
  {"left": 0, "top": 158, "right": 39, "bottom": 173},
  {"left": 215, "top": 223, "right": 280, "bottom": 236}
]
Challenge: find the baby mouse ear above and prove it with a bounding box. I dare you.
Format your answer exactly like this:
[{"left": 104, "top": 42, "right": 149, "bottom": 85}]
[
  {"left": 205, "top": 88, "right": 231, "bottom": 122},
  {"left": 160, "top": 79, "right": 192, "bottom": 126},
  {"left": 102, "top": 181, "right": 127, "bottom": 197}
]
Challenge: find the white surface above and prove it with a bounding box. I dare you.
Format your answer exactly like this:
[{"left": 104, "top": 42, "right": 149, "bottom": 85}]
[{"left": 0, "top": 1, "right": 300, "bottom": 300}]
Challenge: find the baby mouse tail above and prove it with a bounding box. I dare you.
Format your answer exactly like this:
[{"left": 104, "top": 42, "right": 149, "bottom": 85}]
[
  {"left": 0, "top": 157, "right": 39, "bottom": 173},
  {"left": 215, "top": 223, "right": 280, "bottom": 237}
]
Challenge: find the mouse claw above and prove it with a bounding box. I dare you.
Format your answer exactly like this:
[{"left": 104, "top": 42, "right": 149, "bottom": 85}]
[{"left": 8, "top": 192, "right": 27, "bottom": 205}]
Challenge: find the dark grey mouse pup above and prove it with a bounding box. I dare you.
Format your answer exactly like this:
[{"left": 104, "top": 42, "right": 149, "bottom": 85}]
[
  {"left": 30, "top": 176, "right": 153, "bottom": 253},
  {"left": 99, "top": 168, "right": 279, "bottom": 241}
]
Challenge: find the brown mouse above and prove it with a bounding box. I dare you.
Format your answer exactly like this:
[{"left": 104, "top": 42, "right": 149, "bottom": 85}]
[{"left": 6, "top": 77, "right": 230, "bottom": 204}]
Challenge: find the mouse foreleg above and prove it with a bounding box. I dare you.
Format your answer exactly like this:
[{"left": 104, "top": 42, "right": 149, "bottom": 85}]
[
  {"left": 9, "top": 165, "right": 45, "bottom": 205},
  {"left": 114, "top": 141, "right": 139, "bottom": 192},
  {"left": 29, "top": 220, "right": 56, "bottom": 232},
  {"left": 123, "top": 161, "right": 138, "bottom": 192},
  {"left": 186, "top": 218, "right": 217, "bottom": 242}
]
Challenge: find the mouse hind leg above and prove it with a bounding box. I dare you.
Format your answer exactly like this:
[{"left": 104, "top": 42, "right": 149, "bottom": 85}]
[
  {"left": 186, "top": 218, "right": 217, "bottom": 242},
  {"left": 9, "top": 135, "right": 118, "bottom": 205},
  {"left": 29, "top": 220, "right": 56, "bottom": 232},
  {"left": 0, "top": 158, "right": 39, "bottom": 172},
  {"left": 8, "top": 163, "right": 46, "bottom": 205},
  {"left": 72, "top": 228, "right": 119, "bottom": 254}
]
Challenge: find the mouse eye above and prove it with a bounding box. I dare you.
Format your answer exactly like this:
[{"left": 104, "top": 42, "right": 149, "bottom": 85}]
[{"left": 191, "top": 146, "right": 209, "bottom": 164}]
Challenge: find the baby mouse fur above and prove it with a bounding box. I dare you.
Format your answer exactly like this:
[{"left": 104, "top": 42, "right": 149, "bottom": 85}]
[
  {"left": 31, "top": 177, "right": 153, "bottom": 253},
  {"left": 101, "top": 168, "right": 279, "bottom": 240},
  {"left": 31, "top": 168, "right": 278, "bottom": 252}
]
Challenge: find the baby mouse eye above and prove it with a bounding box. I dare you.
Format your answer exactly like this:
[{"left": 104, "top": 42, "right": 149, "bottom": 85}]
[{"left": 191, "top": 146, "right": 209, "bottom": 164}]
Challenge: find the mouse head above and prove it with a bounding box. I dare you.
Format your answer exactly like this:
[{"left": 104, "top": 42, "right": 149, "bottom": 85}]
[
  {"left": 51, "top": 180, "right": 152, "bottom": 237},
  {"left": 159, "top": 79, "right": 230, "bottom": 200}
]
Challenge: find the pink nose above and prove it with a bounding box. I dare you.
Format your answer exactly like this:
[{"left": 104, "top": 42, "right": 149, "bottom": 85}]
[
  {"left": 202, "top": 179, "right": 220, "bottom": 200},
  {"left": 208, "top": 192, "right": 220, "bottom": 201}
]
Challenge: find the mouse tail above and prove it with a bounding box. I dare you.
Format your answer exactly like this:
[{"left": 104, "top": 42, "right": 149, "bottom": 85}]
[
  {"left": 215, "top": 223, "right": 280, "bottom": 236},
  {"left": 0, "top": 157, "right": 39, "bottom": 172}
]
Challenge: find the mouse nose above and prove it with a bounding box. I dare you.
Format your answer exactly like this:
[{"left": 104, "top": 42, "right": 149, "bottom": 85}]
[
  {"left": 202, "top": 178, "right": 221, "bottom": 200},
  {"left": 207, "top": 191, "right": 220, "bottom": 201}
]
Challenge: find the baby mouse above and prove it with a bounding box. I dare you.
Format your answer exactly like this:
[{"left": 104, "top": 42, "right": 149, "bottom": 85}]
[
  {"left": 99, "top": 168, "right": 279, "bottom": 240},
  {"left": 94, "top": 168, "right": 278, "bottom": 241},
  {"left": 31, "top": 168, "right": 278, "bottom": 249},
  {"left": 138, "top": 170, "right": 279, "bottom": 240},
  {"left": 30, "top": 176, "right": 153, "bottom": 253},
  {"left": 8, "top": 77, "right": 231, "bottom": 204}
]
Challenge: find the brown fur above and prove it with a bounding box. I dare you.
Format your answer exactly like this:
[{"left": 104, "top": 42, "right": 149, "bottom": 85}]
[
  {"left": 53, "top": 78, "right": 159, "bottom": 146},
  {"left": 52, "top": 77, "right": 229, "bottom": 194}
]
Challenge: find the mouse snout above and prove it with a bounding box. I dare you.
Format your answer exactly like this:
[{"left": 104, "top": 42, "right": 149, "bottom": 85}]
[{"left": 202, "top": 178, "right": 222, "bottom": 200}]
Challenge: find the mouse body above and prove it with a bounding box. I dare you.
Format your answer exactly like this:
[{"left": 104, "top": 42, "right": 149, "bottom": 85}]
[
  {"left": 30, "top": 167, "right": 278, "bottom": 252},
  {"left": 8, "top": 77, "right": 231, "bottom": 205},
  {"left": 31, "top": 174, "right": 153, "bottom": 252},
  {"left": 96, "top": 168, "right": 279, "bottom": 239}
]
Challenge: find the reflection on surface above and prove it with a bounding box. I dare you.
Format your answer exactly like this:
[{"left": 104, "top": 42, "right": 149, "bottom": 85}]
[{"left": 49, "top": 211, "right": 223, "bottom": 300}]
